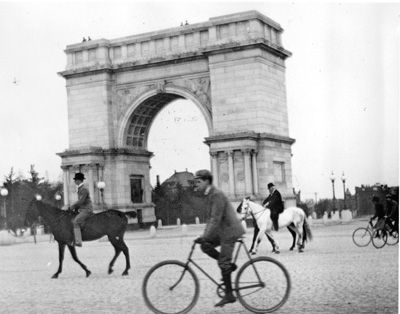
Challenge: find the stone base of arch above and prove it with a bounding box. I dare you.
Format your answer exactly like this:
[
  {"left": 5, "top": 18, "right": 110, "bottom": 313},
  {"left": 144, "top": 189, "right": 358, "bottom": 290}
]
[{"left": 205, "top": 131, "right": 296, "bottom": 207}]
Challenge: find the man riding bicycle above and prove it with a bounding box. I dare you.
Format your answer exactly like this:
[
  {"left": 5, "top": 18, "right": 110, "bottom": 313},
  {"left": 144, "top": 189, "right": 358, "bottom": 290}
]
[
  {"left": 193, "top": 169, "right": 245, "bottom": 308},
  {"left": 370, "top": 196, "right": 386, "bottom": 236}
]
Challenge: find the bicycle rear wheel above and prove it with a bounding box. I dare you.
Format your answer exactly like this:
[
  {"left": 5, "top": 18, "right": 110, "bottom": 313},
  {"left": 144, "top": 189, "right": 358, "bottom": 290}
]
[
  {"left": 386, "top": 230, "right": 399, "bottom": 246},
  {"left": 352, "top": 227, "right": 371, "bottom": 247},
  {"left": 235, "top": 256, "right": 291, "bottom": 313},
  {"left": 371, "top": 230, "right": 387, "bottom": 249},
  {"left": 142, "top": 260, "right": 199, "bottom": 314}
]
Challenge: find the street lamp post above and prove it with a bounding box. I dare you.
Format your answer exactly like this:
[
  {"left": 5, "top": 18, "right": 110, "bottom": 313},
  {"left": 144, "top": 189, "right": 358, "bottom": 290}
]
[
  {"left": 330, "top": 172, "right": 336, "bottom": 214},
  {"left": 341, "top": 172, "right": 347, "bottom": 209},
  {"left": 55, "top": 193, "right": 62, "bottom": 208},
  {"left": 1, "top": 188, "right": 9, "bottom": 229},
  {"left": 97, "top": 181, "right": 106, "bottom": 211}
]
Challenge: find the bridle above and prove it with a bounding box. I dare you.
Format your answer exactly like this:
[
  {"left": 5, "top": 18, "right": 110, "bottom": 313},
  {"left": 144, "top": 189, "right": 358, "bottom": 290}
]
[{"left": 241, "top": 199, "right": 266, "bottom": 220}]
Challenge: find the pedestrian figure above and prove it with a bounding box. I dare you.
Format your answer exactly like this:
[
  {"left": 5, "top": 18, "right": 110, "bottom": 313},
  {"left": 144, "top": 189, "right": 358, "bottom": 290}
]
[
  {"left": 262, "top": 183, "right": 284, "bottom": 231},
  {"left": 193, "top": 169, "right": 245, "bottom": 307},
  {"left": 70, "top": 172, "right": 93, "bottom": 247}
]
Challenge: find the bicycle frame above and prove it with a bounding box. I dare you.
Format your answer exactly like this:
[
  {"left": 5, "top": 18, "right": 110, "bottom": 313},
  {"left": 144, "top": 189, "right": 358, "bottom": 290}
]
[{"left": 173, "top": 238, "right": 264, "bottom": 292}]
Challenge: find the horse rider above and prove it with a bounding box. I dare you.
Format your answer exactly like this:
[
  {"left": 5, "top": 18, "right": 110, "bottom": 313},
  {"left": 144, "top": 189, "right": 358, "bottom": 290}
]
[
  {"left": 262, "top": 183, "right": 284, "bottom": 231},
  {"left": 370, "top": 196, "right": 386, "bottom": 235},
  {"left": 193, "top": 169, "right": 245, "bottom": 308},
  {"left": 69, "top": 172, "right": 93, "bottom": 247}
]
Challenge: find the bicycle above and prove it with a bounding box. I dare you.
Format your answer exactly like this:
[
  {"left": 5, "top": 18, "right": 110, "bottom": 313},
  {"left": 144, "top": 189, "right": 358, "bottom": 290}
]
[
  {"left": 142, "top": 238, "right": 291, "bottom": 314},
  {"left": 352, "top": 220, "right": 387, "bottom": 249}
]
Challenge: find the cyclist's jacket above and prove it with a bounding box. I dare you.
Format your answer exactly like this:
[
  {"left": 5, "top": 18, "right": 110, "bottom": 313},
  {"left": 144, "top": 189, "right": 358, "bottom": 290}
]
[{"left": 202, "top": 186, "right": 245, "bottom": 242}]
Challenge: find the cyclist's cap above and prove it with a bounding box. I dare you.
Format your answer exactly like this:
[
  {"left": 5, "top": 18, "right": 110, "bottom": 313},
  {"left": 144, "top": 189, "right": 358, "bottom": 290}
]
[{"left": 194, "top": 169, "right": 213, "bottom": 181}]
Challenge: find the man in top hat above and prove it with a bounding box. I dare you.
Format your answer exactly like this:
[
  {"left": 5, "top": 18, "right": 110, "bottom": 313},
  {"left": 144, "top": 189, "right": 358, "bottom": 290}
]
[
  {"left": 193, "top": 169, "right": 245, "bottom": 308},
  {"left": 262, "top": 183, "right": 284, "bottom": 231},
  {"left": 69, "top": 172, "right": 93, "bottom": 246}
]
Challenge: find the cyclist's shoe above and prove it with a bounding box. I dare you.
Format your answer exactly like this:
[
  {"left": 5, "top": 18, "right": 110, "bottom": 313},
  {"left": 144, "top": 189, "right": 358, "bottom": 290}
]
[{"left": 215, "top": 294, "right": 236, "bottom": 307}]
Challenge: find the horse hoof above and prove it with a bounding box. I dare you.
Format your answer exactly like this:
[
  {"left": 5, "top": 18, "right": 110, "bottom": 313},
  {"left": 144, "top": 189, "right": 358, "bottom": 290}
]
[
  {"left": 51, "top": 274, "right": 59, "bottom": 279},
  {"left": 299, "top": 249, "right": 304, "bottom": 253},
  {"left": 108, "top": 269, "right": 113, "bottom": 275},
  {"left": 274, "top": 251, "right": 280, "bottom": 254},
  {"left": 122, "top": 271, "right": 129, "bottom": 276},
  {"left": 289, "top": 247, "right": 294, "bottom": 251},
  {"left": 86, "top": 270, "right": 91, "bottom": 278}
]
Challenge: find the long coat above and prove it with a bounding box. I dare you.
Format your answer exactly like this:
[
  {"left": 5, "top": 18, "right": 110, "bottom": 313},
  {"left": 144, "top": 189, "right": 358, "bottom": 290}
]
[
  {"left": 262, "top": 189, "right": 284, "bottom": 214},
  {"left": 70, "top": 185, "right": 93, "bottom": 212},
  {"left": 202, "top": 186, "right": 245, "bottom": 242}
]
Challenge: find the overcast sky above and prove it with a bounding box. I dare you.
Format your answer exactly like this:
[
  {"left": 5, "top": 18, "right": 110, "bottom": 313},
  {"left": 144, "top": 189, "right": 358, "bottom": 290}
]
[{"left": 0, "top": 1, "right": 398, "bottom": 200}]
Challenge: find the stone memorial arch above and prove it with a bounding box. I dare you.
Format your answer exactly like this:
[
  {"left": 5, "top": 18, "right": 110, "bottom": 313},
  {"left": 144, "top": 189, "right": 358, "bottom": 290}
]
[{"left": 58, "top": 11, "right": 295, "bottom": 224}]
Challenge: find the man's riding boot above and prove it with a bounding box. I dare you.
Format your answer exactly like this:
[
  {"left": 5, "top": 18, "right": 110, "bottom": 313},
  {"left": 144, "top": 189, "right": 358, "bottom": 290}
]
[
  {"left": 73, "top": 226, "right": 82, "bottom": 247},
  {"left": 215, "top": 273, "right": 236, "bottom": 307}
]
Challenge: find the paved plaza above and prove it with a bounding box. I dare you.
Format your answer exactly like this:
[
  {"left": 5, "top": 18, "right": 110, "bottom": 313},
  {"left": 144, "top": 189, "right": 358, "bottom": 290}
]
[{"left": 0, "top": 219, "right": 398, "bottom": 314}]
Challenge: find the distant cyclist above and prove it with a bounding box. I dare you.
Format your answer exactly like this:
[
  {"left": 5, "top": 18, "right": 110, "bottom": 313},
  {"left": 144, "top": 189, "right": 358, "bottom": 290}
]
[
  {"left": 386, "top": 194, "right": 399, "bottom": 234},
  {"left": 370, "top": 196, "right": 386, "bottom": 236}
]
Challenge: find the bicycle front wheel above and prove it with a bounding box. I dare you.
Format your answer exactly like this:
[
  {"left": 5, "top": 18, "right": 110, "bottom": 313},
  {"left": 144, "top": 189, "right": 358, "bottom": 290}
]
[
  {"left": 142, "top": 260, "right": 200, "bottom": 314},
  {"left": 235, "top": 256, "right": 291, "bottom": 313},
  {"left": 372, "top": 230, "right": 388, "bottom": 248},
  {"left": 352, "top": 227, "right": 372, "bottom": 247}
]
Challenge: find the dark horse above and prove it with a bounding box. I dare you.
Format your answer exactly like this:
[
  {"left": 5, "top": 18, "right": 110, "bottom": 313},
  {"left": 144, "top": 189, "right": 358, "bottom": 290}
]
[{"left": 27, "top": 199, "right": 136, "bottom": 278}]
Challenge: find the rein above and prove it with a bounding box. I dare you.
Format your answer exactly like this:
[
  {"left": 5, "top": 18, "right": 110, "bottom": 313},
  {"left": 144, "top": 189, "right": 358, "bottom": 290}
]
[{"left": 243, "top": 201, "right": 267, "bottom": 220}]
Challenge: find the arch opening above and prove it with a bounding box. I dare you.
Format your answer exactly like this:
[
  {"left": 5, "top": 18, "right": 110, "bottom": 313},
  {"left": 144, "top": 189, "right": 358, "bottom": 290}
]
[
  {"left": 147, "top": 98, "right": 210, "bottom": 186},
  {"left": 125, "top": 93, "right": 184, "bottom": 149}
]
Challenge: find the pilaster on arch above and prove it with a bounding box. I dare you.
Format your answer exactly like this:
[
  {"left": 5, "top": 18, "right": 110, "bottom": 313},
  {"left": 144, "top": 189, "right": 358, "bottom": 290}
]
[{"left": 117, "top": 85, "right": 213, "bottom": 148}]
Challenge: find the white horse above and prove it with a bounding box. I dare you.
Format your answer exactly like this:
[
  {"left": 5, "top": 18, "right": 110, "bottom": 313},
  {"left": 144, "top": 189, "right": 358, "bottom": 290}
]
[{"left": 239, "top": 198, "right": 312, "bottom": 254}]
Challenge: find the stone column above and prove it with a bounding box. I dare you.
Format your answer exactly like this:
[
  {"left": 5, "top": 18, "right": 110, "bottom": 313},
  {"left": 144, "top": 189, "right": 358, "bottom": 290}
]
[
  {"left": 252, "top": 150, "right": 259, "bottom": 195},
  {"left": 210, "top": 152, "right": 219, "bottom": 187},
  {"left": 243, "top": 149, "right": 253, "bottom": 195},
  {"left": 62, "top": 166, "right": 70, "bottom": 206},
  {"left": 227, "top": 151, "right": 235, "bottom": 195}
]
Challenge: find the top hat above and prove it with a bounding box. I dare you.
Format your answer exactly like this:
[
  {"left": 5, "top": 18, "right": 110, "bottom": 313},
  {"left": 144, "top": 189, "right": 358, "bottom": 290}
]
[
  {"left": 73, "top": 172, "right": 85, "bottom": 181},
  {"left": 267, "top": 182, "right": 275, "bottom": 189}
]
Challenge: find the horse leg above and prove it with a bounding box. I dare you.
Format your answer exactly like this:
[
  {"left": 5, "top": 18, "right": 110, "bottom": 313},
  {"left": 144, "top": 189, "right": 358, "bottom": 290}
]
[
  {"left": 251, "top": 228, "right": 264, "bottom": 255},
  {"left": 266, "top": 231, "right": 280, "bottom": 254},
  {"left": 266, "top": 233, "right": 277, "bottom": 253},
  {"left": 249, "top": 225, "right": 259, "bottom": 254},
  {"left": 287, "top": 224, "right": 296, "bottom": 251},
  {"left": 108, "top": 236, "right": 122, "bottom": 275},
  {"left": 119, "top": 238, "right": 131, "bottom": 276},
  {"left": 67, "top": 245, "right": 91, "bottom": 277},
  {"left": 52, "top": 242, "right": 66, "bottom": 279},
  {"left": 294, "top": 223, "right": 305, "bottom": 252}
]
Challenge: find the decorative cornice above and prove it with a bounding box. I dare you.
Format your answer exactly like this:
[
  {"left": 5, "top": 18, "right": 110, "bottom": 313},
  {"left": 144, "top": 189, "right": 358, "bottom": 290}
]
[
  {"left": 205, "top": 132, "right": 295, "bottom": 145},
  {"left": 59, "top": 38, "right": 291, "bottom": 79},
  {"left": 57, "top": 147, "right": 154, "bottom": 158}
]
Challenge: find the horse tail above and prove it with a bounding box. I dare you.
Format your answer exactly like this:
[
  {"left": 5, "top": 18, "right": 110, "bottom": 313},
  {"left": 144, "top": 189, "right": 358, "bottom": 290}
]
[{"left": 303, "top": 216, "right": 313, "bottom": 242}]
